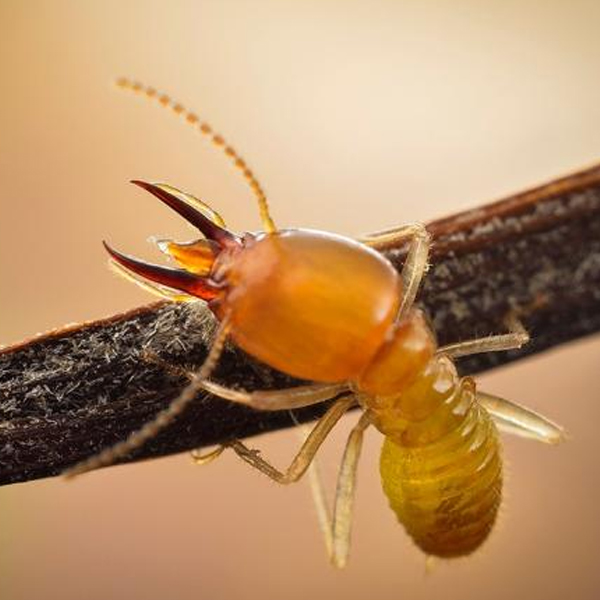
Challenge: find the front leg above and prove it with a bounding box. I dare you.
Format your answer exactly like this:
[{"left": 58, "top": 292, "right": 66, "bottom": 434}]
[
  {"left": 360, "top": 224, "right": 431, "bottom": 321},
  {"left": 142, "top": 350, "right": 350, "bottom": 410}
]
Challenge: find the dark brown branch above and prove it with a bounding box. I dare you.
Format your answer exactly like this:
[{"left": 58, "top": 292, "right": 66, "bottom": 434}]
[{"left": 1, "top": 164, "right": 600, "bottom": 486}]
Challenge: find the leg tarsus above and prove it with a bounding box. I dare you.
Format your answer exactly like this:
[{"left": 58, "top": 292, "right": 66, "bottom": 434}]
[
  {"left": 306, "top": 446, "right": 334, "bottom": 558},
  {"left": 227, "top": 395, "right": 356, "bottom": 483},
  {"left": 396, "top": 225, "right": 431, "bottom": 321},
  {"left": 330, "top": 411, "right": 371, "bottom": 568},
  {"left": 223, "top": 400, "right": 370, "bottom": 568},
  {"left": 359, "top": 223, "right": 427, "bottom": 251},
  {"left": 306, "top": 411, "right": 372, "bottom": 569},
  {"left": 191, "top": 445, "right": 226, "bottom": 465}
]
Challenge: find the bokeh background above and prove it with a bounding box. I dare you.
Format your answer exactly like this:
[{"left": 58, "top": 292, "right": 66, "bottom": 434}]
[{"left": 1, "top": 1, "right": 599, "bottom": 599}]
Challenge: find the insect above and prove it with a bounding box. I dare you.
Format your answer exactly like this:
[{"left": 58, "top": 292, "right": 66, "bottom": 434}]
[{"left": 67, "top": 78, "right": 564, "bottom": 568}]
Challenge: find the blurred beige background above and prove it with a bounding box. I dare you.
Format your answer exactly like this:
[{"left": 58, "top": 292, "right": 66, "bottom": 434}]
[{"left": 1, "top": 1, "right": 599, "bottom": 599}]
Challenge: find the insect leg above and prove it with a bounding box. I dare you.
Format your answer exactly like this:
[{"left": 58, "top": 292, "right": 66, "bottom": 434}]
[
  {"left": 328, "top": 411, "right": 372, "bottom": 568},
  {"left": 141, "top": 350, "right": 350, "bottom": 411},
  {"left": 190, "top": 445, "right": 226, "bottom": 465},
  {"left": 199, "top": 380, "right": 351, "bottom": 410},
  {"left": 304, "top": 435, "right": 335, "bottom": 558},
  {"left": 397, "top": 225, "right": 431, "bottom": 320},
  {"left": 64, "top": 315, "right": 232, "bottom": 478},
  {"left": 437, "top": 315, "right": 529, "bottom": 358},
  {"left": 224, "top": 395, "right": 357, "bottom": 483},
  {"left": 142, "top": 352, "right": 350, "bottom": 465},
  {"left": 372, "top": 227, "right": 432, "bottom": 320},
  {"left": 362, "top": 224, "right": 437, "bottom": 324},
  {"left": 359, "top": 223, "right": 428, "bottom": 251},
  {"left": 478, "top": 391, "right": 565, "bottom": 444},
  {"left": 359, "top": 224, "right": 431, "bottom": 320}
]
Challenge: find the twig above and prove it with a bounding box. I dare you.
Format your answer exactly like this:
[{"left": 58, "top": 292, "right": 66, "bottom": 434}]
[{"left": 1, "top": 164, "right": 599, "bottom": 486}]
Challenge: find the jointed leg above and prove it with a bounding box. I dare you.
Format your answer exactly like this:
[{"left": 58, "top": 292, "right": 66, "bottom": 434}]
[
  {"left": 200, "top": 380, "right": 351, "bottom": 410},
  {"left": 360, "top": 224, "right": 431, "bottom": 321},
  {"left": 190, "top": 422, "right": 337, "bottom": 559},
  {"left": 359, "top": 223, "right": 428, "bottom": 251},
  {"left": 145, "top": 359, "right": 351, "bottom": 467},
  {"left": 225, "top": 395, "right": 356, "bottom": 483},
  {"left": 437, "top": 315, "right": 529, "bottom": 359},
  {"left": 227, "top": 403, "right": 371, "bottom": 568},
  {"left": 306, "top": 448, "right": 334, "bottom": 558},
  {"left": 330, "top": 411, "right": 371, "bottom": 567},
  {"left": 191, "top": 445, "right": 226, "bottom": 465},
  {"left": 143, "top": 351, "right": 351, "bottom": 412},
  {"left": 216, "top": 400, "right": 371, "bottom": 568},
  {"left": 313, "top": 411, "right": 372, "bottom": 568}
]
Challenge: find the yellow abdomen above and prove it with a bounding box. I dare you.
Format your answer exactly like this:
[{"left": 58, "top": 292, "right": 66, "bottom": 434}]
[{"left": 380, "top": 400, "right": 502, "bottom": 558}]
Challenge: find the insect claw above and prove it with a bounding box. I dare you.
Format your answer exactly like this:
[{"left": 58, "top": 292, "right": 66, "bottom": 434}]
[
  {"left": 130, "top": 180, "right": 239, "bottom": 247},
  {"left": 103, "top": 241, "right": 221, "bottom": 301}
]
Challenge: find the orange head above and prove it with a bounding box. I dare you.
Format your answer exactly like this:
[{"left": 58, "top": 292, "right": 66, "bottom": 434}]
[{"left": 105, "top": 181, "right": 403, "bottom": 384}]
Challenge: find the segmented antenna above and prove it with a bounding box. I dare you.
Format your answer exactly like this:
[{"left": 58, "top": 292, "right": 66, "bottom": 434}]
[{"left": 116, "top": 77, "right": 276, "bottom": 233}]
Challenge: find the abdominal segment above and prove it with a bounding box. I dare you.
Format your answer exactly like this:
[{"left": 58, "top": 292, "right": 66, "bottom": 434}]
[{"left": 380, "top": 404, "right": 502, "bottom": 558}]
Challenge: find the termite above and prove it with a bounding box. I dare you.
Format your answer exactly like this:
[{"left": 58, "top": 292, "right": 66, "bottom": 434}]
[{"left": 66, "top": 78, "right": 564, "bottom": 568}]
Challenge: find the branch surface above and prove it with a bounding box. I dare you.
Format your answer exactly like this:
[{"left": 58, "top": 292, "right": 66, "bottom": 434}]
[{"left": 1, "top": 164, "right": 600, "bottom": 486}]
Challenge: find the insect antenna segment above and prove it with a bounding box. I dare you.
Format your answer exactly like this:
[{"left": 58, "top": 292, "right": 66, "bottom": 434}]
[{"left": 115, "top": 77, "right": 276, "bottom": 233}]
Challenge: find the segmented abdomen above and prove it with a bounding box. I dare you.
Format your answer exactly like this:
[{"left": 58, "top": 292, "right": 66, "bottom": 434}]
[{"left": 380, "top": 401, "right": 502, "bottom": 558}]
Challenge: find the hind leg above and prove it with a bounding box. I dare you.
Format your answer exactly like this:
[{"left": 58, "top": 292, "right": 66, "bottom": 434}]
[{"left": 325, "top": 411, "right": 372, "bottom": 568}]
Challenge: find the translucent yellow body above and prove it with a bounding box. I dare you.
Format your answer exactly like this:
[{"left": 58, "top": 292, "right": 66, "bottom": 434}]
[{"left": 377, "top": 358, "right": 502, "bottom": 557}]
